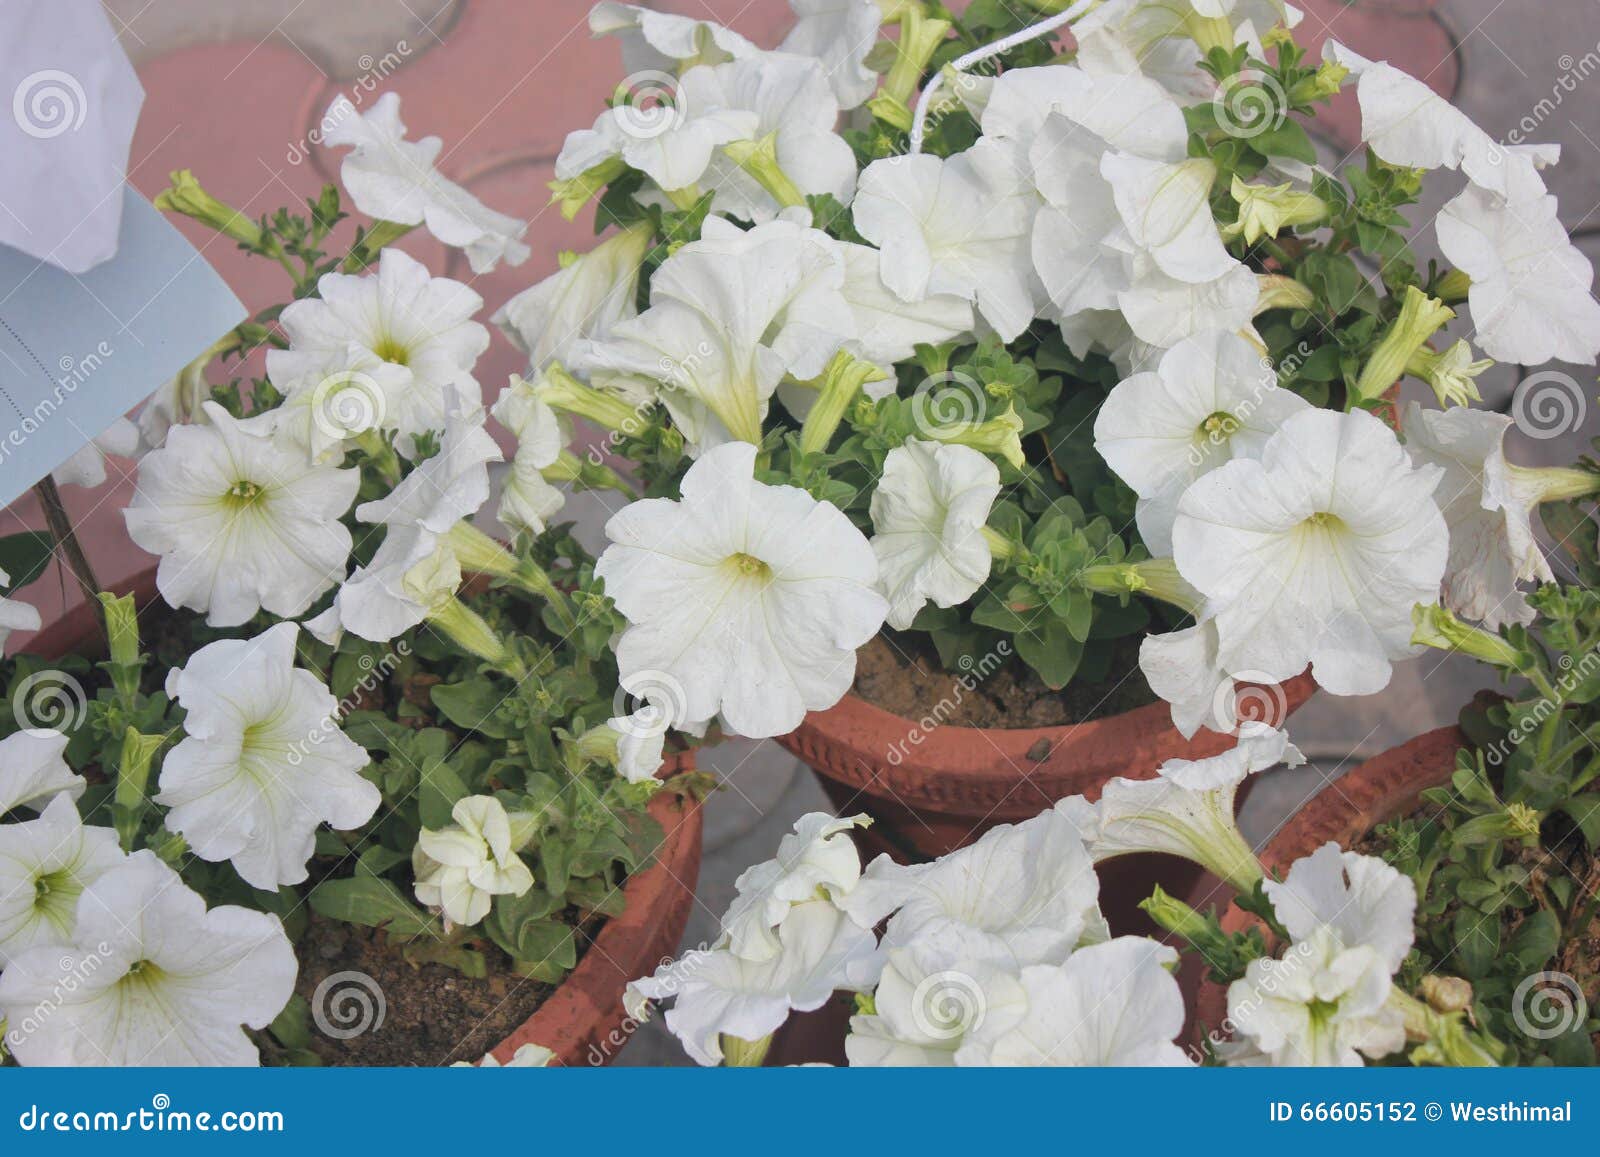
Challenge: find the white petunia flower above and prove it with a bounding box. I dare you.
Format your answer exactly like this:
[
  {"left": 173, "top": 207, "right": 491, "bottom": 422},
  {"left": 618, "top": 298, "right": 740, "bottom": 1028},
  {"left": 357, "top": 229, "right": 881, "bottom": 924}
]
[
  {"left": 1325, "top": 42, "right": 1541, "bottom": 199},
  {"left": 846, "top": 945, "right": 1028, "bottom": 1067},
  {"left": 574, "top": 216, "right": 852, "bottom": 450},
  {"left": 454, "top": 1043, "right": 556, "bottom": 1068},
  {"left": 490, "top": 375, "right": 568, "bottom": 538},
  {"left": 955, "top": 938, "right": 1192, "bottom": 1067},
  {"left": 266, "top": 247, "right": 490, "bottom": 459},
  {"left": 629, "top": 899, "right": 878, "bottom": 1066},
  {"left": 684, "top": 53, "right": 858, "bottom": 222},
  {"left": 1401, "top": 403, "right": 1553, "bottom": 628},
  {"left": 247, "top": 345, "right": 412, "bottom": 467},
  {"left": 0, "top": 850, "right": 297, "bottom": 1066},
  {"left": 1264, "top": 842, "right": 1416, "bottom": 974},
  {"left": 1226, "top": 924, "right": 1406, "bottom": 1066},
  {"left": 838, "top": 807, "right": 1105, "bottom": 967},
  {"left": 322, "top": 93, "right": 529, "bottom": 274},
  {"left": 1103, "top": 153, "right": 1234, "bottom": 284},
  {"left": 1140, "top": 616, "right": 1253, "bottom": 739},
  {"left": 0, "top": 795, "right": 123, "bottom": 966},
  {"left": 0, "top": 566, "right": 42, "bottom": 650},
  {"left": 125, "top": 402, "right": 358, "bottom": 628},
  {"left": 156, "top": 623, "right": 379, "bottom": 891},
  {"left": 853, "top": 141, "right": 1041, "bottom": 342},
  {"left": 493, "top": 223, "right": 654, "bottom": 375},
  {"left": 869, "top": 440, "right": 1000, "bottom": 630},
  {"left": 413, "top": 795, "right": 536, "bottom": 929},
  {"left": 1095, "top": 331, "right": 1312, "bottom": 555},
  {"left": 722, "top": 812, "right": 869, "bottom": 962},
  {"left": 316, "top": 403, "right": 501, "bottom": 644},
  {"left": 1117, "top": 256, "right": 1260, "bottom": 349},
  {"left": 606, "top": 703, "right": 669, "bottom": 785},
  {"left": 1074, "top": 0, "right": 1302, "bottom": 102},
  {"left": 838, "top": 241, "right": 974, "bottom": 371},
  {"left": 52, "top": 419, "right": 141, "bottom": 489},
  {"left": 779, "top": 0, "right": 883, "bottom": 110},
  {"left": 1435, "top": 169, "right": 1600, "bottom": 366},
  {"left": 589, "top": 2, "right": 756, "bottom": 73},
  {"left": 1171, "top": 407, "right": 1448, "bottom": 696},
  {"left": 596, "top": 441, "right": 887, "bottom": 738},
  {"left": 0, "top": 730, "right": 82, "bottom": 816},
  {"left": 555, "top": 94, "right": 758, "bottom": 196},
  {"left": 1089, "top": 723, "right": 1303, "bottom": 889}
]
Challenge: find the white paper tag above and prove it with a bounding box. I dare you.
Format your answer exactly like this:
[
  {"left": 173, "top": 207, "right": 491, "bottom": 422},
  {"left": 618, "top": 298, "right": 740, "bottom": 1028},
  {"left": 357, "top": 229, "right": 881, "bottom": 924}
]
[{"left": 0, "top": 187, "right": 247, "bottom": 510}]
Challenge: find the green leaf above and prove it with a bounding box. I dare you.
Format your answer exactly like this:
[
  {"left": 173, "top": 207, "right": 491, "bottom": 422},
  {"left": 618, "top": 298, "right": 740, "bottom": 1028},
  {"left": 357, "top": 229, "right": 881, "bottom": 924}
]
[
  {"left": 431, "top": 679, "right": 520, "bottom": 739},
  {"left": 1014, "top": 620, "right": 1083, "bottom": 690},
  {"left": 308, "top": 877, "right": 438, "bottom": 940},
  {"left": 1452, "top": 907, "right": 1500, "bottom": 977},
  {"left": 1558, "top": 795, "right": 1600, "bottom": 848},
  {"left": 1250, "top": 118, "right": 1316, "bottom": 163},
  {"left": 417, "top": 760, "right": 470, "bottom": 830},
  {"left": 1507, "top": 907, "right": 1560, "bottom": 972},
  {"left": 0, "top": 532, "right": 54, "bottom": 594}
]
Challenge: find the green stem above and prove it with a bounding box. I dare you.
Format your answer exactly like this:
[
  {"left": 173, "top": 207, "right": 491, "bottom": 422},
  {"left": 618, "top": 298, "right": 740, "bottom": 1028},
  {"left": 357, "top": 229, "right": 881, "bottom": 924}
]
[{"left": 798, "top": 351, "right": 887, "bottom": 457}]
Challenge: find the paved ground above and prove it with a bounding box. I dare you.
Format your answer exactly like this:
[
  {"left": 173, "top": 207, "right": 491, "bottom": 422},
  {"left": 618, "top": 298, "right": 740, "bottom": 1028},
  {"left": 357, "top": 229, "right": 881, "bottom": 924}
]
[{"left": 5, "top": 0, "right": 1598, "bottom": 1064}]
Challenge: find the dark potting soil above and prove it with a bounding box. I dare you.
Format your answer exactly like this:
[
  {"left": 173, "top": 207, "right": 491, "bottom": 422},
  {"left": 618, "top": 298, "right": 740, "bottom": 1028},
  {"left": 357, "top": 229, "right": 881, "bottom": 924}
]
[
  {"left": 851, "top": 629, "right": 1156, "bottom": 729},
  {"left": 271, "top": 915, "right": 566, "bottom": 1067}
]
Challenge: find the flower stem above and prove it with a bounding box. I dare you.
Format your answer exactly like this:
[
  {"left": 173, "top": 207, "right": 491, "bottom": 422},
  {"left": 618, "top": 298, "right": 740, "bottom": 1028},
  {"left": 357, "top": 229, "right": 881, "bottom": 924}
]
[
  {"left": 722, "top": 134, "right": 806, "bottom": 209},
  {"left": 32, "top": 478, "right": 100, "bottom": 603},
  {"left": 798, "top": 351, "right": 887, "bottom": 457},
  {"left": 720, "top": 1033, "right": 772, "bottom": 1067}
]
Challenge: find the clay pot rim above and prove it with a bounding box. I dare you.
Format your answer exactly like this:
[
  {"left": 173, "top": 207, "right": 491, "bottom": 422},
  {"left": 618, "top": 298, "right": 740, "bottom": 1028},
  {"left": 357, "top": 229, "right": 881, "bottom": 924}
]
[
  {"left": 779, "top": 673, "right": 1319, "bottom": 810},
  {"left": 22, "top": 567, "right": 705, "bottom": 1068}
]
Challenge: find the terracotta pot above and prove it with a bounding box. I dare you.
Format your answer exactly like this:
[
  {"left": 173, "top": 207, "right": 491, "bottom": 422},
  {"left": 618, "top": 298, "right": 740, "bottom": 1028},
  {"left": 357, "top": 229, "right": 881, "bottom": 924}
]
[
  {"left": 25, "top": 566, "right": 705, "bottom": 1069},
  {"left": 776, "top": 673, "right": 1317, "bottom": 922},
  {"left": 1189, "top": 724, "right": 1464, "bottom": 1044}
]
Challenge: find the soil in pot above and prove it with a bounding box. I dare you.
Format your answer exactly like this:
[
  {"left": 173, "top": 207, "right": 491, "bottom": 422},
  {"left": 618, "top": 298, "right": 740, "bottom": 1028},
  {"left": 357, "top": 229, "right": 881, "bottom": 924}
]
[
  {"left": 273, "top": 917, "right": 559, "bottom": 1067},
  {"left": 852, "top": 630, "right": 1156, "bottom": 729}
]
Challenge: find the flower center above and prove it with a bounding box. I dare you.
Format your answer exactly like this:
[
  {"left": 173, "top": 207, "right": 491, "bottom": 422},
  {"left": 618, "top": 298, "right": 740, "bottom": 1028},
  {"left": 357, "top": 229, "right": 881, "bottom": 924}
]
[
  {"left": 1302, "top": 511, "right": 1346, "bottom": 533},
  {"left": 1199, "top": 411, "right": 1240, "bottom": 440},
  {"left": 726, "top": 552, "right": 772, "bottom": 583},
  {"left": 371, "top": 335, "right": 411, "bottom": 366},
  {"left": 224, "top": 479, "right": 266, "bottom": 508}
]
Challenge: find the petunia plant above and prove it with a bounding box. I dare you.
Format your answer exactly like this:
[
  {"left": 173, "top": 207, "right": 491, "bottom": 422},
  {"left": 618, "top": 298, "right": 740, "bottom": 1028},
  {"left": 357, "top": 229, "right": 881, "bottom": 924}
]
[
  {"left": 0, "top": 107, "right": 703, "bottom": 1066},
  {"left": 524, "top": 0, "right": 1600, "bottom": 741}
]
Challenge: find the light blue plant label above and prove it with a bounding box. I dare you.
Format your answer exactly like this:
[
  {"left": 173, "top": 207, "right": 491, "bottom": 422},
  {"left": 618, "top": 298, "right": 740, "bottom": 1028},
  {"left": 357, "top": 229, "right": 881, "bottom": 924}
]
[{"left": 0, "top": 186, "right": 245, "bottom": 510}]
